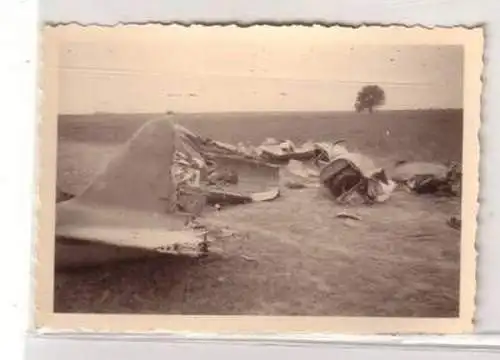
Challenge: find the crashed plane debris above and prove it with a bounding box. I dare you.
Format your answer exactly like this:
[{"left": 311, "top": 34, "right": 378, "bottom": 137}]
[
  {"left": 56, "top": 116, "right": 463, "bottom": 268},
  {"left": 55, "top": 118, "right": 211, "bottom": 269},
  {"left": 319, "top": 152, "right": 397, "bottom": 204},
  {"left": 448, "top": 215, "right": 461, "bottom": 230},
  {"left": 390, "top": 160, "right": 462, "bottom": 197}
]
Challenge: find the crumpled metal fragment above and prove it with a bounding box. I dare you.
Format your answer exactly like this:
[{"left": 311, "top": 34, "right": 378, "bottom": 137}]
[
  {"left": 390, "top": 160, "right": 462, "bottom": 196},
  {"left": 319, "top": 152, "right": 396, "bottom": 204}
]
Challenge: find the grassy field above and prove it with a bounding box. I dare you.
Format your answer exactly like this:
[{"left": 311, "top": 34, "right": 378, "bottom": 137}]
[{"left": 54, "top": 109, "right": 463, "bottom": 317}]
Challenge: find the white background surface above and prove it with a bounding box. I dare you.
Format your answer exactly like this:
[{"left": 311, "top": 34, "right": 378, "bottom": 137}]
[{"left": 1, "top": 0, "right": 499, "bottom": 359}]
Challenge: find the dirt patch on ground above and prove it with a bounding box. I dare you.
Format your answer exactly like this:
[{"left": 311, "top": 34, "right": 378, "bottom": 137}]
[{"left": 54, "top": 186, "right": 460, "bottom": 317}]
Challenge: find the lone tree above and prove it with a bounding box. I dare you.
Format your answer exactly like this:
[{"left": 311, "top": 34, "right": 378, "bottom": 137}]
[{"left": 354, "top": 85, "right": 386, "bottom": 113}]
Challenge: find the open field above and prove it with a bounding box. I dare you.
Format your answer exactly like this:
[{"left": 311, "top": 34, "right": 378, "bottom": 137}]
[{"left": 54, "top": 109, "right": 463, "bottom": 317}]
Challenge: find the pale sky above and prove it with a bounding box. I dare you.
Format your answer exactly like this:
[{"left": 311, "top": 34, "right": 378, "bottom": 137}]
[{"left": 56, "top": 27, "right": 464, "bottom": 114}]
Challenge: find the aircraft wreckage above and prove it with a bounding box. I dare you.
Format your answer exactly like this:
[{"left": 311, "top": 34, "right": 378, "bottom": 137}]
[{"left": 55, "top": 116, "right": 462, "bottom": 269}]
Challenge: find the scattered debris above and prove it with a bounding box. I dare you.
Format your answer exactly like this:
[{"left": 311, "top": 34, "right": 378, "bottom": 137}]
[
  {"left": 56, "top": 186, "right": 75, "bottom": 203},
  {"left": 55, "top": 116, "right": 463, "bottom": 268},
  {"left": 207, "top": 168, "right": 239, "bottom": 186},
  {"left": 284, "top": 181, "right": 307, "bottom": 189},
  {"left": 335, "top": 212, "right": 362, "bottom": 221},
  {"left": 280, "top": 159, "right": 320, "bottom": 189},
  {"left": 241, "top": 255, "right": 258, "bottom": 262},
  {"left": 390, "top": 160, "right": 462, "bottom": 197},
  {"left": 172, "top": 127, "right": 281, "bottom": 212},
  {"left": 447, "top": 216, "right": 461, "bottom": 230},
  {"left": 176, "top": 187, "right": 207, "bottom": 216},
  {"left": 59, "top": 120, "right": 463, "bottom": 260},
  {"left": 250, "top": 188, "right": 281, "bottom": 202},
  {"left": 259, "top": 143, "right": 317, "bottom": 163},
  {"left": 313, "top": 140, "right": 349, "bottom": 165},
  {"left": 59, "top": 122, "right": 462, "bottom": 214},
  {"left": 287, "top": 159, "right": 320, "bottom": 179},
  {"left": 205, "top": 190, "right": 253, "bottom": 206},
  {"left": 172, "top": 125, "right": 460, "bottom": 210},
  {"left": 319, "top": 152, "right": 396, "bottom": 204},
  {"left": 390, "top": 160, "right": 449, "bottom": 182},
  {"left": 218, "top": 228, "right": 238, "bottom": 238}
]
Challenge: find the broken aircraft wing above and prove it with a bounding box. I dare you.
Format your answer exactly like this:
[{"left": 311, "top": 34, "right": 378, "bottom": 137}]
[{"left": 55, "top": 117, "right": 208, "bottom": 268}]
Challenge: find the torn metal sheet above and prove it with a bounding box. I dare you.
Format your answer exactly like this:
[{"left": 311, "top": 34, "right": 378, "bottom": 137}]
[
  {"left": 250, "top": 188, "right": 280, "bottom": 202},
  {"left": 173, "top": 127, "right": 281, "bottom": 210},
  {"left": 200, "top": 155, "right": 280, "bottom": 207},
  {"left": 335, "top": 212, "right": 362, "bottom": 221},
  {"left": 258, "top": 143, "right": 317, "bottom": 163},
  {"left": 313, "top": 141, "right": 349, "bottom": 163},
  {"left": 201, "top": 187, "right": 280, "bottom": 206},
  {"left": 257, "top": 139, "right": 350, "bottom": 166},
  {"left": 204, "top": 190, "right": 252, "bottom": 206}
]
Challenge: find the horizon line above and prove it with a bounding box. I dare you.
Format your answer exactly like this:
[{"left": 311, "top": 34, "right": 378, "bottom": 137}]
[{"left": 59, "top": 107, "right": 464, "bottom": 116}]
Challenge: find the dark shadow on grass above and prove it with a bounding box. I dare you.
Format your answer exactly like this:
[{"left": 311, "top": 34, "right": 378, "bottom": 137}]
[{"left": 53, "top": 252, "right": 212, "bottom": 314}]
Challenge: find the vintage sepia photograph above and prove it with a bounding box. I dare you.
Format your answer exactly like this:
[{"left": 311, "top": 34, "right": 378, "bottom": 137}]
[{"left": 35, "top": 25, "right": 482, "bottom": 333}]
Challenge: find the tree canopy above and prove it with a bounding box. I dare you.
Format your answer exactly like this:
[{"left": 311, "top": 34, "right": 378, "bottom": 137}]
[{"left": 354, "top": 85, "right": 386, "bottom": 113}]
